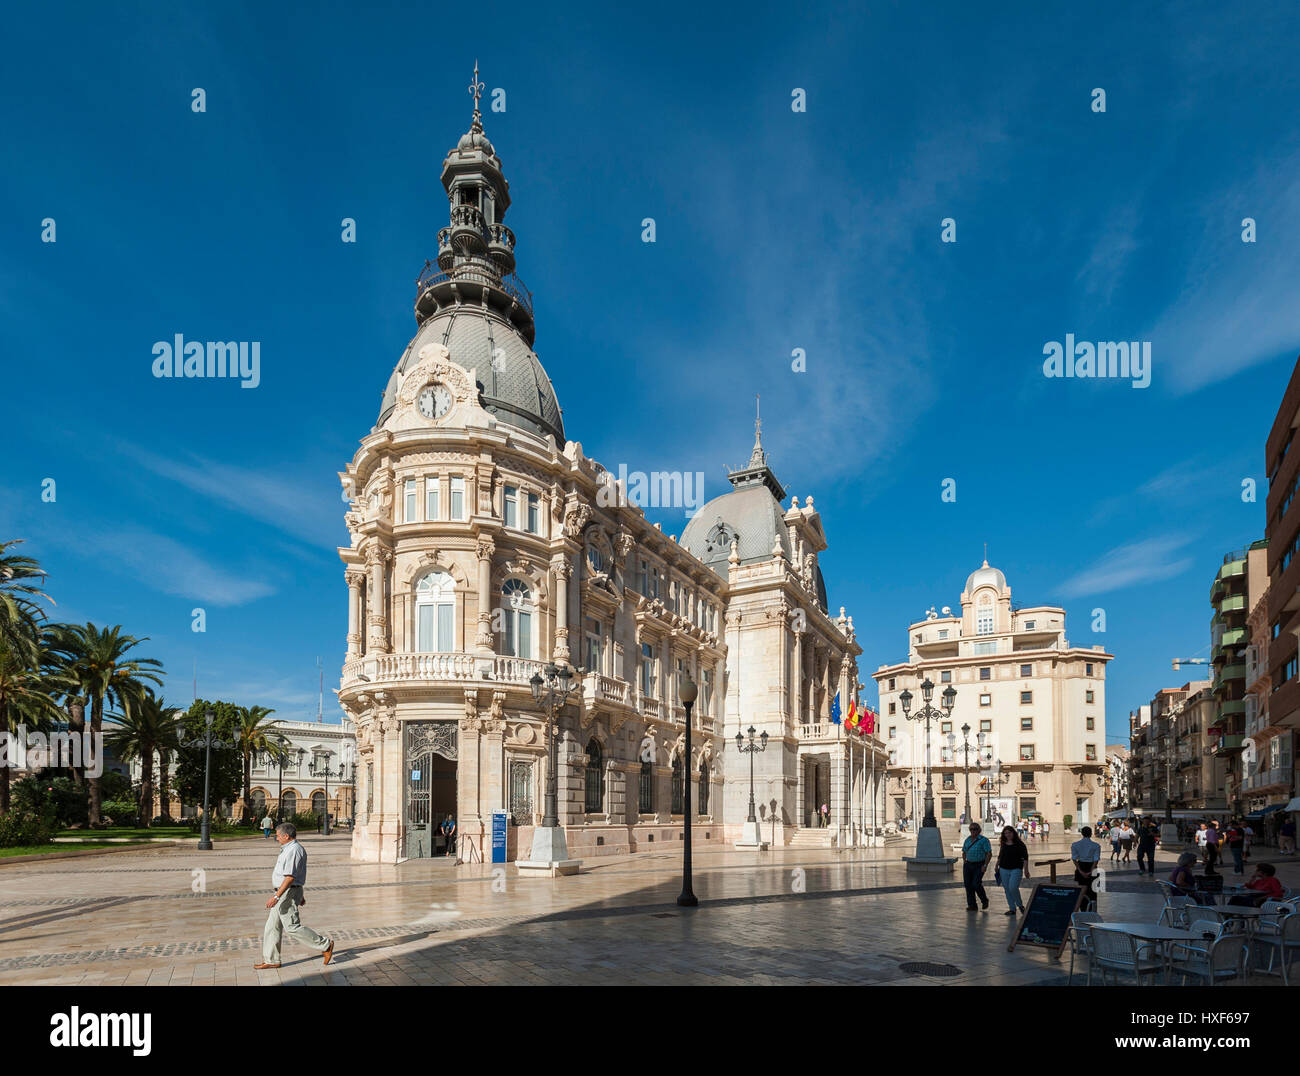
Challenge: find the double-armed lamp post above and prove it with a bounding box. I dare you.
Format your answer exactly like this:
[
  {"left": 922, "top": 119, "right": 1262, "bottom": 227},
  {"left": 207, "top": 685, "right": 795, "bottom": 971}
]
[
  {"left": 182, "top": 708, "right": 235, "bottom": 851},
  {"left": 900, "top": 678, "right": 957, "bottom": 873}
]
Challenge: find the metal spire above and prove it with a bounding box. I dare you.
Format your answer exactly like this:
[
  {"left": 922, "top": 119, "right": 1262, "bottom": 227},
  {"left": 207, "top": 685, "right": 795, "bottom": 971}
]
[
  {"left": 747, "top": 394, "right": 765, "bottom": 467},
  {"left": 468, "top": 60, "right": 485, "bottom": 129}
]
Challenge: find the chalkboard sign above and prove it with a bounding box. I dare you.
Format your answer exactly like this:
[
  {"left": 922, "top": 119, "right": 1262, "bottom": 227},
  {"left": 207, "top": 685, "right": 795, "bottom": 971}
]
[{"left": 1008, "top": 883, "right": 1085, "bottom": 954}]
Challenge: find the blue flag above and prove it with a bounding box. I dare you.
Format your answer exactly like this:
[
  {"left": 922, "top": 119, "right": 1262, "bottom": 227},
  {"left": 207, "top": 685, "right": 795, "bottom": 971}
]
[{"left": 830, "top": 692, "right": 842, "bottom": 724}]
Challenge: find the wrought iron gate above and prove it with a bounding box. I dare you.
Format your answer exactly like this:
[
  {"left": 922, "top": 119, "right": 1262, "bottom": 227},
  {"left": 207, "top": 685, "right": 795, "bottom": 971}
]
[{"left": 404, "top": 722, "right": 458, "bottom": 859}]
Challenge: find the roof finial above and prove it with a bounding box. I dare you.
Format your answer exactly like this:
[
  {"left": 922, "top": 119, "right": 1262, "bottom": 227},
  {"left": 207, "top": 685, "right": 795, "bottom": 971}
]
[
  {"left": 747, "top": 394, "right": 766, "bottom": 468},
  {"left": 469, "top": 60, "right": 485, "bottom": 130},
  {"left": 983, "top": 541, "right": 988, "bottom": 567}
]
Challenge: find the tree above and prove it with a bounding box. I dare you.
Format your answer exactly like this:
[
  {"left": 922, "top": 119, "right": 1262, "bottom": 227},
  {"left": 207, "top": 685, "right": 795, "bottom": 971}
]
[
  {"left": 173, "top": 700, "right": 243, "bottom": 820},
  {"left": 234, "top": 705, "right": 278, "bottom": 823},
  {"left": 0, "top": 634, "right": 67, "bottom": 815},
  {"left": 47, "top": 624, "right": 163, "bottom": 826},
  {"left": 104, "top": 690, "right": 182, "bottom": 827},
  {"left": 0, "top": 539, "right": 53, "bottom": 668}
]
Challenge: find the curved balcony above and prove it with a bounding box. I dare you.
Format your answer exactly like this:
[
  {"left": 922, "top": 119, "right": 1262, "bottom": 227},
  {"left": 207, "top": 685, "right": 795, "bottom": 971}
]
[
  {"left": 415, "top": 257, "right": 535, "bottom": 333},
  {"left": 487, "top": 223, "right": 516, "bottom": 272},
  {"left": 583, "top": 673, "right": 632, "bottom": 710},
  {"left": 341, "top": 652, "right": 549, "bottom": 689},
  {"left": 449, "top": 204, "right": 487, "bottom": 253}
]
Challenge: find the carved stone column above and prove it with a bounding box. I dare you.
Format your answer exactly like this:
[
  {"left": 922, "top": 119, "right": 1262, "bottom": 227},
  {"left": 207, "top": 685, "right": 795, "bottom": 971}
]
[
  {"left": 475, "top": 537, "right": 495, "bottom": 650},
  {"left": 552, "top": 554, "right": 572, "bottom": 664},
  {"left": 460, "top": 690, "right": 484, "bottom": 840},
  {"left": 482, "top": 691, "right": 507, "bottom": 815},
  {"left": 365, "top": 546, "right": 391, "bottom": 654},
  {"left": 345, "top": 570, "right": 365, "bottom": 658}
]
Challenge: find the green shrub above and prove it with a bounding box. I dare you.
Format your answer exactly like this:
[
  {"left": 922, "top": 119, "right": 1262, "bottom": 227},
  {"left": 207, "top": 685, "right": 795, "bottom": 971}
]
[
  {"left": 0, "top": 810, "right": 57, "bottom": 848},
  {"left": 290, "top": 811, "right": 322, "bottom": 831},
  {"left": 1063, "top": 813, "right": 1074, "bottom": 830},
  {"left": 12, "top": 773, "right": 89, "bottom": 827},
  {"left": 101, "top": 800, "right": 140, "bottom": 826}
]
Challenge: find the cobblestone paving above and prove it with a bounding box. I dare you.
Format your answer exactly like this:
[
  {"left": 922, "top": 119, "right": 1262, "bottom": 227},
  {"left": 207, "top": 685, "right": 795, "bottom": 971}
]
[{"left": 1, "top": 835, "right": 1295, "bottom": 985}]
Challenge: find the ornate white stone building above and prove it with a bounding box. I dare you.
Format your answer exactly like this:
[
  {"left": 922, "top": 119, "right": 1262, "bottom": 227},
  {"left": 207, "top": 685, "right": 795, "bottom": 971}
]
[
  {"left": 337, "top": 88, "right": 885, "bottom": 863},
  {"left": 874, "top": 561, "right": 1112, "bottom": 831}
]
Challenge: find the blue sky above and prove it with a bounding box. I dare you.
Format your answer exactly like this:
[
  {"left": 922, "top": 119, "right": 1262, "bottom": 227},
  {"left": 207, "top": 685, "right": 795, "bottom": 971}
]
[{"left": 3, "top": 2, "right": 1298, "bottom": 741}]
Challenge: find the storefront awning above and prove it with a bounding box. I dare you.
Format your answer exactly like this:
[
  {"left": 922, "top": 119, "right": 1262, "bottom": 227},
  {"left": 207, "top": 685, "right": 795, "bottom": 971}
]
[
  {"left": 1246, "top": 803, "right": 1289, "bottom": 819},
  {"left": 1285, "top": 797, "right": 1300, "bottom": 813}
]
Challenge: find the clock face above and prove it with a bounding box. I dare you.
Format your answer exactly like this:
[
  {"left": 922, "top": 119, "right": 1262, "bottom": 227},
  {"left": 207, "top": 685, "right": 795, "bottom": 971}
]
[{"left": 417, "top": 383, "right": 452, "bottom": 419}]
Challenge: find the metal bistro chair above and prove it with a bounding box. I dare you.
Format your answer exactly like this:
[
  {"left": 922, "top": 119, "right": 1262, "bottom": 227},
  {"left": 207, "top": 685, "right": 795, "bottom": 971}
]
[
  {"left": 1257, "top": 900, "right": 1298, "bottom": 939},
  {"left": 1168, "top": 933, "right": 1248, "bottom": 986},
  {"left": 1067, "top": 912, "right": 1104, "bottom": 986},
  {"left": 1252, "top": 912, "right": 1300, "bottom": 985},
  {"left": 1087, "top": 926, "right": 1164, "bottom": 986},
  {"left": 1159, "top": 895, "right": 1196, "bottom": 929}
]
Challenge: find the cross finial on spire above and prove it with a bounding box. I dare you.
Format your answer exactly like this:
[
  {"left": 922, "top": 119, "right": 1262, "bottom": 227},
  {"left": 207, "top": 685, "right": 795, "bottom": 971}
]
[{"left": 469, "top": 60, "right": 485, "bottom": 129}]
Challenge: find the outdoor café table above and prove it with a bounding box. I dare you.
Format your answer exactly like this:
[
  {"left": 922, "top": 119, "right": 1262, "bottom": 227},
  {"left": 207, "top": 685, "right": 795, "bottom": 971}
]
[
  {"left": 1215, "top": 905, "right": 1267, "bottom": 935},
  {"left": 1093, "top": 923, "right": 1200, "bottom": 983}
]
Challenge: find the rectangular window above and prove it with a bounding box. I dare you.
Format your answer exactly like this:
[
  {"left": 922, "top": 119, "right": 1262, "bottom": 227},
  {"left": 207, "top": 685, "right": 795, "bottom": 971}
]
[
  {"left": 1020, "top": 796, "right": 1036, "bottom": 812},
  {"left": 526, "top": 492, "right": 539, "bottom": 533},
  {"left": 1020, "top": 691, "right": 1032, "bottom": 704},
  {"left": 675, "top": 657, "right": 687, "bottom": 703},
  {"left": 509, "top": 760, "right": 533, "bottom": 822},
  {"left": 942, "top": 773, "right": 955, "bottom": 790},
  {"left": 888, "top": 702, "right": 896, "bottom": 714},
  {"left": 979, "top": 694, "right": 991, "bottom": 707},
  {"left": 938, "top": 629, "right": 949, "bottom": 640},
  {"left": 976, "top": 609, "right": 994, "bottom": 635},
  {"left": 888, "top": 726, "right": 897, "bottom": 739},
  {"left": 888, "top": 678, "right": 896, "bottom": 691},
  {"left": 915, "top": 634, "right": 923, "bottom": 644},
  {"left": 584, "top": 618, "right": 603, "bottom": 676},
  {"left": 941, "top": 797, "right": 956, "bottom": 819},
  {"left": 979, "top": 668, "right": 991, "bottom": 681},
  {"left": 1085, "top": 663, "right": 1094, "bottom": 676},
  {"left": 1020, "top": 745, "right": 1035, "bottom": 761},
  {"left": 1021, "top": 717, "right": 1033, "bottom": 731},
  {"left": 979, "top": 745, "right": 993, "bottom": 764},
  {"left": 974, "top": 641, "right": 997, "bottom": 655},
  {"left": 1085, "top": 744, "right": 1097, "bottom": 761},
  {"left": 450, "top": 476, "right": 465, "bottom": 520},
  {"left": 503, "top": 485, "right": 518, "bottom": 528},
  {"left": 404, "top": 478, "right": 416, "bottom": 522},
  {"left": 941, "top": 721, "right": 953, "bottom": 734},
  {"left": 941, "top": 746, "right": 953, "bottom": 762},
  {"left": 641, "top": 643, "right": 657, "bottom": 697},
  {"left": 889, "top": 750, "right": 897, "bottom": 765},
  {"left": 1024, "top": 620, "right": 1036, "bottom": 630},
  {"left": 940, "top": 670, "right": 952, "bottom": 683},
  {"left": 637, "top": 560, "right": 650, "bottom": 597},
  {"left": 1087, "top": 716, "right": 1095, "bottom": 730},
  {"left": 425, "top": 476, "right": 439, "bottom": 520},
  {"left": 702, "top": 668, "right": 714, "bottom": 715},
  {"left": 639, "top": 762, "right": 653, "bottom": 813},
  {"left": 980, "top": 719, "right": 991, "bottom": 732},
  {"left": 1085, "top": 689, "right": 1095, "bottom": 703},
  {"left": 1021, "top": 771, "right": 1034, "bottom": 787},
  {"left": 1020, "top": 664, "right": 1032, "bottom": 677}
]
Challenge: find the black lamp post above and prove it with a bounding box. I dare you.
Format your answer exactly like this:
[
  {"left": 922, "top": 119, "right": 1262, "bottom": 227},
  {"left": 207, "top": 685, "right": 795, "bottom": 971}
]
[
  {"left": 275, "top": 745, "right": 305, "bottom": 823},
  {"left": 984, "top": 758, "right": 1007, "bottom": 821},
  {"left": 899, "top": 679, "right": 956, "bottom": 829},
  {"left": 677, "top": 673, "right": 698, "bottom": 907},
  {"left": 310, "top": 752, "right": 352, "bottom": 837},
  {"left": 182, "top": 708, "right": 234, "bottom": 851},
  {"left": 947, "top": 722, "right": 978, "bottom": 826},
  {"left": 735, "top": 724, "right": 769, "bottom": 825},
  {"left": 529, "top": 662, "right": 574, "bottom": 830}
]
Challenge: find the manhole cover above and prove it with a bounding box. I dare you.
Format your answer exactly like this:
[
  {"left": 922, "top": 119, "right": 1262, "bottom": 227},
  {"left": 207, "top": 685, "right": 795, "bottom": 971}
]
[{"left": 898, "top": 961, "right": 962, "bottom": 977}]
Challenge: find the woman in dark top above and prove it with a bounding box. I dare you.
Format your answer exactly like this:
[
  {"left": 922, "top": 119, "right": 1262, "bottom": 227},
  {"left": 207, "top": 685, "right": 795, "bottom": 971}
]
[{"left": 997, "top": 825, "right": 1031, "bottom": 915}]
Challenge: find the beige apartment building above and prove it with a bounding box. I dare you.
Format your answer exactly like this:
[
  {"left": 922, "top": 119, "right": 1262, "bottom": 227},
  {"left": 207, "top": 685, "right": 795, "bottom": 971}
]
[{"left": 874, "top": 561, "right": 1112, "bottom": 830}]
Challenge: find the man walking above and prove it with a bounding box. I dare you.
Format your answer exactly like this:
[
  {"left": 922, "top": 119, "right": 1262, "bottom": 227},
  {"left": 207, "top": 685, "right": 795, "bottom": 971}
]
[
  {"left": 440, "top": 814, "right": 457, "bottom": 858},
  {"left": 1225, "top": 820, "right": 1246, "bottom": 875},
  {"left": 1135, "top": 820, "right": 1158, "bottom": 876},
  {"left": 1281, "top": 817, "right": 1296, "bottom": 855},
  {"left": 260, "top": 812, "right": 275, "bottom": 839},
  {"left": 961, "top": 822, "right": 992, "bottom": 911},
  {"left": 1204, "top": 820, "right": 1221, "bottom": 875},
  {"left": 253, "top": 823, "right": 335, "bottom": 970},
  {"left": 1071, "top": 825, "right": 1103, "bottom": 911}
]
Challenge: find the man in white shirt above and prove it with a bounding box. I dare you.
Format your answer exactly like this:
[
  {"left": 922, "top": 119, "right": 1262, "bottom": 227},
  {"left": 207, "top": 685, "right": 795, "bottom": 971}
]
[
  {"left": 253, "top": 823, "right": 335, "bottom": 970},
  {"left": 1071, "top": 826, "right": 1103, "bottom": 911}
]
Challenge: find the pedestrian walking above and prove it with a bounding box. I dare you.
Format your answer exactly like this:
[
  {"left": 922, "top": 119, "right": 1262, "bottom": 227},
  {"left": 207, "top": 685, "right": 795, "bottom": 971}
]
[
  {"left": 1109, "top": 824, "right": 1121, "bottom": 863},
  {"left": 252, "top": 823, "right": 335, "bottom": 970},
  {"left": 996, "top": 825, "right": 1031, "bottom": 915},
  {"left": 1070, "top": 825, "right": 1103, "bottom": 912},
  {"left": 1224, "top": 820, "right": 1246, "bottom": 874},
  {"left": 1204, "top": 820, "right": 1221, "bottom": 875},
  {"left": 820, "top": 803, "right": 829, "bottom": 827},
  {"left": 440, "top": 814, "right": 457, "bottom": 858},
  {"left": 961, "top": 822, "right": 992, "bottom": 911},
  {"left": 1242, "top": 822, "right": 1254, "bottom": 862},
  {"left": 260, "top": 813, "right": 275, "bottom": 839},
  {"left": 1281, "top": 817, "right": 1296, "bottom": 855},
  {"left": 1116, "top": 820, "right": 1134, "bottom": 863},
  {"left": 1136, "top": 820, "right": 1157, "bottom": 876}
]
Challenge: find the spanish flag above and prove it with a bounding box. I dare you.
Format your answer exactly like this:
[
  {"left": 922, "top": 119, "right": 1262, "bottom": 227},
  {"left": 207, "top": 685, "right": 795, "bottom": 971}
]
[{"left": 845, "top": 698, "right": 858, "bottom": 729}]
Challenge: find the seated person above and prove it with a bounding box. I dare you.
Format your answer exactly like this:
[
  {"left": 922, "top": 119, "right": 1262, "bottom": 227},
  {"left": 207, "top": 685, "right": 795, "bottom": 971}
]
[
  {"left": 1169, "top": 852, "right": 1214, "bottom": 904},
  {"left": 1228, "top": 862, "right": 1285, "bottom": 907}
]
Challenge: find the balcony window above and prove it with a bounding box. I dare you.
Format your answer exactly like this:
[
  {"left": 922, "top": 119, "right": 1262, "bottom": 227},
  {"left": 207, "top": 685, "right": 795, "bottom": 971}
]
[
  {"left": 415, "top": 570, "right": 455, "bottom": 652},
  {"left": 640, "top": 643, "right": 657, "bottom": 698},
  {"left": 500, "top": 579, "right": 533, "bottom": 658},
  {"left": 1086, "top": 744, "right": 1097, "bottom": 761},
  {"left": 425, "top": 476, "right": 439, "bottom": 520},
  {"left": 503, "top": 485, "right": 518, "bottom": 528},
  {"left": 584, "top": 618, "right": 603, "bottom": 676},
  {"left": 1020, "top": 745, "right": 1035, "bottom": 761},
  {"left": 450, "top": 476, "right": 466, "bottom": 520}
]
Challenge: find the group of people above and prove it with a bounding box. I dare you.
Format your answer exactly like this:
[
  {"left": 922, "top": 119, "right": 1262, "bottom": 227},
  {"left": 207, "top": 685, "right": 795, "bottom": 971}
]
[{"left": 1013, "top": 817, "right": 1050, "bottom": 840}]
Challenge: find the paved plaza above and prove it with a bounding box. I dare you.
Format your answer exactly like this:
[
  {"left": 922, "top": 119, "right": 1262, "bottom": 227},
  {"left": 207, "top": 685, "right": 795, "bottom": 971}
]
[{"left": 1, "top": 836, "right": 1296, "bottom": 986}]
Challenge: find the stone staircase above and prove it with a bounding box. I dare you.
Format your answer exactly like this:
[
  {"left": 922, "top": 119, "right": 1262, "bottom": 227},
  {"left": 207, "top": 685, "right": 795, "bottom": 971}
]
[{"left": 788, "top": 827, "right": 834, "bottom": 849}]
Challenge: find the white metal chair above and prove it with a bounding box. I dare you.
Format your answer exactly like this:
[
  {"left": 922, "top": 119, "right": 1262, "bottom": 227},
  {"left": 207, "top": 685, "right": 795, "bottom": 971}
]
[
  {"left": 1187, "top": 916, "right": 1223, "bottom": 940},
  {"left": 1087, "top": 926, "right": 1164, "bottom": 986},
  {"left": 1252, "top": 912, "right": 1300, "bottom": 984},
  {"left": 1168, "top": 933, "right": 1247, "bottom": 986},
  {"left": 1067, "top": 912, "right": 1103, "bottom": 985},
  {"left": 1159, "top": 895, "right": 1195, "bottom": 928}
]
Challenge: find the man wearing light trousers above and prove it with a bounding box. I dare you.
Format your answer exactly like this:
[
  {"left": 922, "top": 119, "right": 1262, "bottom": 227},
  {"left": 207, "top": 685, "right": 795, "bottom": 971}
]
[{"left": 253, "top": 823, "right": 335, "bottom": 970}]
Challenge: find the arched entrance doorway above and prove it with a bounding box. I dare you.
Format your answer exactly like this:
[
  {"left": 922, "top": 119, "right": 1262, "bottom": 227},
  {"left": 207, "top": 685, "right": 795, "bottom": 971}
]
[{"left": 404, "top": 722, "right": 458, "bottom": 859}]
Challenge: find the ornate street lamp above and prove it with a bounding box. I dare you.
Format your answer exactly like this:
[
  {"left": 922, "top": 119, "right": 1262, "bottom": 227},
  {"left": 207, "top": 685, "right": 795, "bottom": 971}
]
[
  {"left": 519, "top": 662, "right": 579, "bottom": 875},
  {"left": 677, "top": 673, "right": 699, "bottom": 907},
  {"left": 946, "top": 722, "right": 976, "bottom": 827},
  {"left": 735, "top": 724, "right": 769, "bottom": 847},
  {"left": 310, "top": 752, "right": 352, "bottom": 837},
  {"left": 182, "top": 708, "right": 235, "bottom": 851},
  {"left": 900, "top": 679, "right": 956, "bottom": 872}
]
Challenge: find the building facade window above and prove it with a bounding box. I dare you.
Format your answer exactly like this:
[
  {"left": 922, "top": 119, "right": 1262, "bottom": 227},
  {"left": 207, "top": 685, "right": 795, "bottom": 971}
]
[
  {"left": 526, "top": 492, "right": 540, "bottom": 534},
  {"left": 702, "top": 668, "right": 714, "bottom": 716},
  {"left": 976, "top": 607, "right": 994, "bottom": 635},
  {"left": 1020, "top": 745, "right": 1035, "bottom": 761},
  {"left": 1086, "top": 690, "right": 1095, "bottom": 703},
  {"left": 1020, "top": 691, "right": 1032, "bottom": 704},
  {"left": 584, "top": 618, "right": 603, "bottom": 675},
  {"left": 509, "top": 760, "right": 532, "bottom": 822},
  {"left": 1024, "top": 620, "right": 1036, "bottom": 630},
  {"left": 979, "top": 719, "right": 991, "bottom": 732},
  {"left": 404, "top": 478, "right": 416, "bottom": 522},
  {"left": 449, "top": 475, "right": 466, "bottom": 520},
  {"left": 1020, "top": 664, "right": 1032, "bottom": 677},
  {"left": 942, "top": 773, "right": 955, "bottom": 790},
  {"left": 1021, "top": 717, "right": 1033, "bottom": 730},
  {"left": 415, "top": 570, "right": 455, "bottom": 652},
  {"left": 640, "top": 642, "right": 657, "bottom": 697},
  {"left": 639, "top": 760, "right": 654, "bottom": 813},
  {"left": 1085, "top": 744, "right": 1097, "bottom": 761},
  {"left": 671, "top": 755, "right": 683, "bottom": 814},
  {"left": 1020, "top": 771, "right": 1034, "bottom": 787},
  {"left": 503, "top": 485, "right": 519, "bottom": 528},
  {"left": 500, "top": 579, "right": 533, "bottom": 658},
  {"left": 699, "top": 761, "right": 709, "bottom": 814},
  {"left": 889, "top": 726, "right": 897, "bottom": 739},
  {"left": 282, "top": 791, "right": 297, "bottom": 815},
  {"left": 1020, "top": 796, "right": 1036, "bottom": 812},
  {"left": 889, "top": 702, "right": 897, "bottom": 714},
  {"left": 312, "top": 792, "right": 326, "bottom": 816},
  {"left": 979, "top": 694, "right": 991, "bottom": 707},
  {"left": 888, "top": 678, "right": 896, "bottom": 691},
  {"left": 942, "top": 721, "right": 953, "bottom": 734},
  {"left": 425, "top": 476, "right": 439, "bottom": 520},
  {"left": 1085, "top": 663, "right": 1094, "bottom": 676},
  {"left": 980, "top": 668, "right": 991, "bottom": 681},
  {"left": 940, "top": 670, "right": 952, "bottom": 683},
  {"left": 1087, "top": 716, "right": 1095, "bottom": 730},
  {"left": 585, "top": 740, "right": 603, "bottom": 813},
  {"left": 942, "top": 797, "right": 957, "bottom": 819}
]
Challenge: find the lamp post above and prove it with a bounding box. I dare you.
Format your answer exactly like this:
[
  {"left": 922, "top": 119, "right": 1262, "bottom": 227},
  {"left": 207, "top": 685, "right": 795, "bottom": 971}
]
[
  {"left": 182, "top": 708, "right": 234, "bottom": 851},
  {"left": 735, "top": 724, "right": 769, "bottom": 839},
  {"left": 901, "top": 678, "right": 957, "bottom": 872},
  {"left": 946, "top": 723, "right": 977, "bottom": 827},
  {"left": 677, "top": 673, "right": 698, "bottom": 907},
  {"left": 519, "top": 662, "right": 580, "bottom": 875},
  {"left": 274, "top": 744, "right": 304, "bottom": 823},
  {"left": 310, "top": 752, "right": 352, "bottom": 837}
]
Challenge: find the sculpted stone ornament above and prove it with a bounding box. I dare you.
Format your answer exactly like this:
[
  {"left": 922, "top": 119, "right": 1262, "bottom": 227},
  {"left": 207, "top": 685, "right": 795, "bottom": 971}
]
[
  {"left": 613, "top": 527, "right": 635, "bottom": 563},
  {"left": 564, "top": 502, "right": 592, "bottom": 537}
]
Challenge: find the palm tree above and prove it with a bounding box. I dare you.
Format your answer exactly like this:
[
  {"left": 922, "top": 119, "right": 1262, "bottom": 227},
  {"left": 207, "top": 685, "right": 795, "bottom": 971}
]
[
  {"left": 0, "top": 636, "right": 67, "bottom": 814},
  {"left": 0, "top": 540, "right": 53, "bottom": 667},
  {"left": 154, "top": 708, "right": 183, "bottom": 823},
  {"left": 235, "top": 705, "right": 279, "bottom": 823},
  {"left": 47, "top": 624, "right": 163, "bottom": 826},
  {"left": 104, "top": 690, "right": 181, "bottom": 827}
]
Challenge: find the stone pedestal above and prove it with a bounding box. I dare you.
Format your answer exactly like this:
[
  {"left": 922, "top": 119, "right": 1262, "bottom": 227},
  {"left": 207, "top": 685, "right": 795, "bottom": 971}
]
[
  {"left": 734, "top": 819, "right": 769, "bottom": 850},
  {"left": 903, "top": 825, "right": 957, "bottom": 874},
  {"left": 516, "top": 825, "right": 582, "bottom": 877},
  {"left": 1159, "top": 823, "right": 1179, "bottom": 847}
]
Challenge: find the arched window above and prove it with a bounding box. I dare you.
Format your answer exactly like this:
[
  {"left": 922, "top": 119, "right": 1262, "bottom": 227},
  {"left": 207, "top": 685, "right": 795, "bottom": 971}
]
[
  {"left": 312, "top": 792, "right": 326, "bottom": 817},
  {"left": 671, "top": 754, "right": 683, "bottom": 815},
  {"left": 698, "top": 761, "right": 709, "bottom": 815},
  {"left": 281, "top": 791, "right": 297, "bottom": 817},
  {"left": 639, "top": 760, "right": 653, "bottom": 813},
  {"left": 251, "top": 790, "right": 266, "bottom": 816},
  {"left": 500, "top": 578, "right": 533, "bottom": 658},
  {"left": 585, "top": 739, "right": 603, "bottom": 813},
  {"left": 415, "top": 570, "right": 455, "bottom": 652}
]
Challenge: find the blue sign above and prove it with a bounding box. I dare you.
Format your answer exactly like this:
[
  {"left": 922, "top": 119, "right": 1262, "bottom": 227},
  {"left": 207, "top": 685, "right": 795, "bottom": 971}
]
[{"left": 491, "top": 810, "right": 508, "bottom": 864}]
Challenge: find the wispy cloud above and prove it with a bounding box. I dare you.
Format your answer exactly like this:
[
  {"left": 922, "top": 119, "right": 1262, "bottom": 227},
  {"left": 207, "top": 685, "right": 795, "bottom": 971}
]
[
  {"left": 1057, "top": 535, "right": 1197, "bottom": 598},
  {"left": 1075, "top": 200, "right": 1141, "bottom": 305},
  {"left": 91, "top": 527, "right": 274, "bottom": 607}
]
